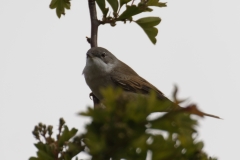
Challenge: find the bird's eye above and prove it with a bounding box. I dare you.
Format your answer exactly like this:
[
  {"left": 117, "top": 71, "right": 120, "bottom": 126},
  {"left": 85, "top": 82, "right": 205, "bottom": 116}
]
[{"left": 101, "top": 52, "right": 106, "bottom": 58}]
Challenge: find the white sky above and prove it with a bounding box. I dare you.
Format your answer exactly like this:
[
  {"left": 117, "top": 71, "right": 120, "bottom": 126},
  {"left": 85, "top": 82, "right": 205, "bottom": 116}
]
[{"left": 0, "top": 0, "right": 240, "bottom": 159}]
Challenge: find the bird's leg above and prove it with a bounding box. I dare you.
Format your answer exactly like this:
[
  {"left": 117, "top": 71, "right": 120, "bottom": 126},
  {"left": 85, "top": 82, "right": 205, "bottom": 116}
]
[{"left": 89, "top": 92, "right": 101, "bottom": 109}]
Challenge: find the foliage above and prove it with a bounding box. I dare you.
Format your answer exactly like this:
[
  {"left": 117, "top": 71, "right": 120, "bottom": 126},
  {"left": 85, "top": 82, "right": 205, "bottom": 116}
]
[
  {"left": 49, "top": 0, "right": 167, "bottom": 44},
  {"left": 34, "top": 1, "right": 220, "bottom": 160},
  {"left": 49, "top": 0, "right": 70, "bottom": 18},
  {"left": 29, "top": 118, "right": 84, "bottom": 160},
  {"left": 30, "top": 87, "right": 218, "bottom": 160}
]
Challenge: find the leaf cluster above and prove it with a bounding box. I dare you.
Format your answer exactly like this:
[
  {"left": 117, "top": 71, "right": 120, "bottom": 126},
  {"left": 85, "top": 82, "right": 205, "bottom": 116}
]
[
  {"left": 29, "top": 118, "right": 84, "bottom": 160},
  {"left": 30, "top": 87, "right": 218, "bottom": 160},
  {"left": 80, "top": 88, "right": 217, "bottom": 159},
  {"left": 49, "top": 0, "right": 70, "bottom": 18},
  {"left": 97, "top": 0, "right": 167, "bottom": 44},
  {"left": 49, "top": 0, "right": 167, "bottom": 44}
]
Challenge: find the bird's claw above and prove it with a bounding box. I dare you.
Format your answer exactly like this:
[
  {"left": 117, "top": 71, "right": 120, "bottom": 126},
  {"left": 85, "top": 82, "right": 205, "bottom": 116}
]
[{"left": 89, "top": 92, "right": 93, "bottom": 100}]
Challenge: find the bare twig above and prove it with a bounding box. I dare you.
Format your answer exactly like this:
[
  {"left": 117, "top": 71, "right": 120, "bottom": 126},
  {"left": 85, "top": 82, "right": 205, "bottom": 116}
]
[
  {"left": 88, "top": 0, "right": 101, "bottom": 107},
  {"left": 131, "top": 0, "right": 135, "bottom": 5},
  {"left": 88, "top": 0, "right": 99, "bottom": 47}
]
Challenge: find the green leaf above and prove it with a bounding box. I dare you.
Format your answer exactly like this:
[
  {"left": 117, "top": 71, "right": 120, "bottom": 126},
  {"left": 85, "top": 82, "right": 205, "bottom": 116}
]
[
  {"left": 135, "top": 17, "right": 161, "bottom": 44},
  {"left": 58, "top": 126, "right": 78, "bottom": 146},
  {"left": 76, "top": 87, "right": 218, "bottom": 159},
  {"left": 29, "top": 157, "right": 39, "bottom": 160},
  {"left": 147, "top": 0, "right": 167, "bottom": 7},
  {"left": 34, "top": 142, "right": 55, "bottom": 158},
  {"left": 107, "top": 0, "right": 119, "bottom": 12},
  {"left": 120, "top": 0, "right": 131, "bottom": 8},
  {"left": 37, "top": 150, "right": 54, "bottom": 160},
  {"left": 63, "top": 0, "right": 70, "bottom": 9},
  {"left": 118, "top": 5, "right": 142, "bottom": 20},
  {"left": 150, "top": 135, "right": 177, "bottom": 159},
  {"left": 49, "top": 0, "right": 71, "bottom": 18},
  {"left": 150, "top": 111, "right": 197, "bottom": 134},
  {"left": 49, "top": 0, "right": 58, "bottom": 9},
  {"left": 96, "top": 0, "right": 109, "bottom": 16},
  {"left": 196, "top": 141, "right": 204, "bottom": 150},
  {"left": 136, "top": 17, "right": 161, "bottom": 27},
  {"left": 66, "top": 143, "right": 84, "bottom": 157}
]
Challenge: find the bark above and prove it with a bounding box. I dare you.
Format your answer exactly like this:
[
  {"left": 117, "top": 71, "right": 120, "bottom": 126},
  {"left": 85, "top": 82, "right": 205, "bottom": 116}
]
[{"left": 88, "top": 0, "right": 101, "bottom": 107}]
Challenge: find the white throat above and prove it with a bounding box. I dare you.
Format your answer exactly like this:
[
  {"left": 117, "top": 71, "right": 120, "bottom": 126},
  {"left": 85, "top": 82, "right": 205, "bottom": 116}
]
[
  {"left": 83, "top": 57, "right": 114, "bottom": 74},
  {"left": 82, "top": 57, "right": 116, "bottom": 100}
]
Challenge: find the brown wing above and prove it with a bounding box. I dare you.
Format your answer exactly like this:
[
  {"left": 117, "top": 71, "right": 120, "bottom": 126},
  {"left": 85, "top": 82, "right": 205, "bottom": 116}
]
[
  {"left": 111, "top": 60, "right": 221, "bottom": 119},
  {"left": 110, "top": 60, "right": 165, "bottom": 99}
]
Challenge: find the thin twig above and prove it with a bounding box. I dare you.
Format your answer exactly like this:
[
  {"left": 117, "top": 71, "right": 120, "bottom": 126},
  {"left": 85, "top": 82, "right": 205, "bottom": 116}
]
[
  {"left": 88, "top": 0, "right": 101, "bottom": 107},
  {"left": 88, "top": 0, "right": 99, "bottom": 47},
  {"left": 131, "top": 0, "right": 135, "bottom": 5}
]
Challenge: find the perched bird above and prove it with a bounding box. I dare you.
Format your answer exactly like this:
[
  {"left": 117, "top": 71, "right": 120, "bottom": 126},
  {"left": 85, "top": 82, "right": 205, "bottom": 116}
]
[{"left": 83, "top": 47, "right": 220, "bottom": 118}]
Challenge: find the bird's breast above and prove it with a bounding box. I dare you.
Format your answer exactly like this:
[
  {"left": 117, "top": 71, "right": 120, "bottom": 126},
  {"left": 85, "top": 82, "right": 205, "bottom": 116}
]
[{"left": 83, "top": 59, "right": 114, "bottom": 100}]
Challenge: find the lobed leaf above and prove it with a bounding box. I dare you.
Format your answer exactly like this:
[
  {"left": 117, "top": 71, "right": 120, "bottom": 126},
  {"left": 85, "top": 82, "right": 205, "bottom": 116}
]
[
  {"left": 58, "top": 126, "right": 78, "bottom": 146},
  {"left": 49, "top": 0, "right": 71, "bottom": 18},
  {"left": 34, "top": 143, "right": 54, "bottom": 157},
  {"left": 147, "top": 0, "right": 167, "bottom": 7},
  {"left": 120, "top": 0, "right": 131, "bottom": 8},
  {"left": 118, "top": 5, "right": 143, "bottom": 20},
  {"left": 29, "top": 157, "right": 39, "bottom": 160},
  {"left": 107, "top": 0, "right": 119, "bottom": 12},
  {"left": 37, "top": 150, "right": 54, "bottom": 160},
  {"left": 96, "top": 0, "right": 109, "bottom": 16},
  {"left": 135, "top": 17, "right": 161, "bottom": 44}
]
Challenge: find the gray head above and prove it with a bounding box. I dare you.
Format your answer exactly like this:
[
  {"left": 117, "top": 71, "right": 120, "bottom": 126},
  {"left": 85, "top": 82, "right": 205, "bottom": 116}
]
[{"left": 86, "top": 47, "right": 118, "bottom": 65}]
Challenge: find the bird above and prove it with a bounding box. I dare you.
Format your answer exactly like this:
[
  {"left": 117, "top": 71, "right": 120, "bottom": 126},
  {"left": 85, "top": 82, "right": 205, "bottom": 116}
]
[{"left": 82, "top": 47, "right": 220, "bottom": 119}]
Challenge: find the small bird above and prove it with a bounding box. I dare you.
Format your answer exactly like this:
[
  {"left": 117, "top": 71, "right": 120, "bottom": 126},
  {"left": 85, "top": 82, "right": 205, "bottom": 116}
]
[{"left": 83, "top": 47, "right": 220, "bottom": 119}]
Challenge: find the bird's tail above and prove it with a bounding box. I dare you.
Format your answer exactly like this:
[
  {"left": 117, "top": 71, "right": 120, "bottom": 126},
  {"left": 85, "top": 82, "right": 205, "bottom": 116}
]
[{"left": 202, "top": 112, "right": 221, "bottom": 119}]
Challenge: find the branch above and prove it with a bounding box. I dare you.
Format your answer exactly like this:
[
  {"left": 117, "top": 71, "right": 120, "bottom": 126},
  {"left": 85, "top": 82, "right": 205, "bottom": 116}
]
[
  {"left": 88, "top": 0, "right": 99, "bottom": 47},
  {"left": 88, "top": 0, "right": 101, "bottom": 107}
]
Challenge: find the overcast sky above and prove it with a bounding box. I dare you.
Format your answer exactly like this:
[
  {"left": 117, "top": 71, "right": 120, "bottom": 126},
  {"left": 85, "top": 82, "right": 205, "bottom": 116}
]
[{"left": 1, "top": 0, "right": 240, "bottom": 159}]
